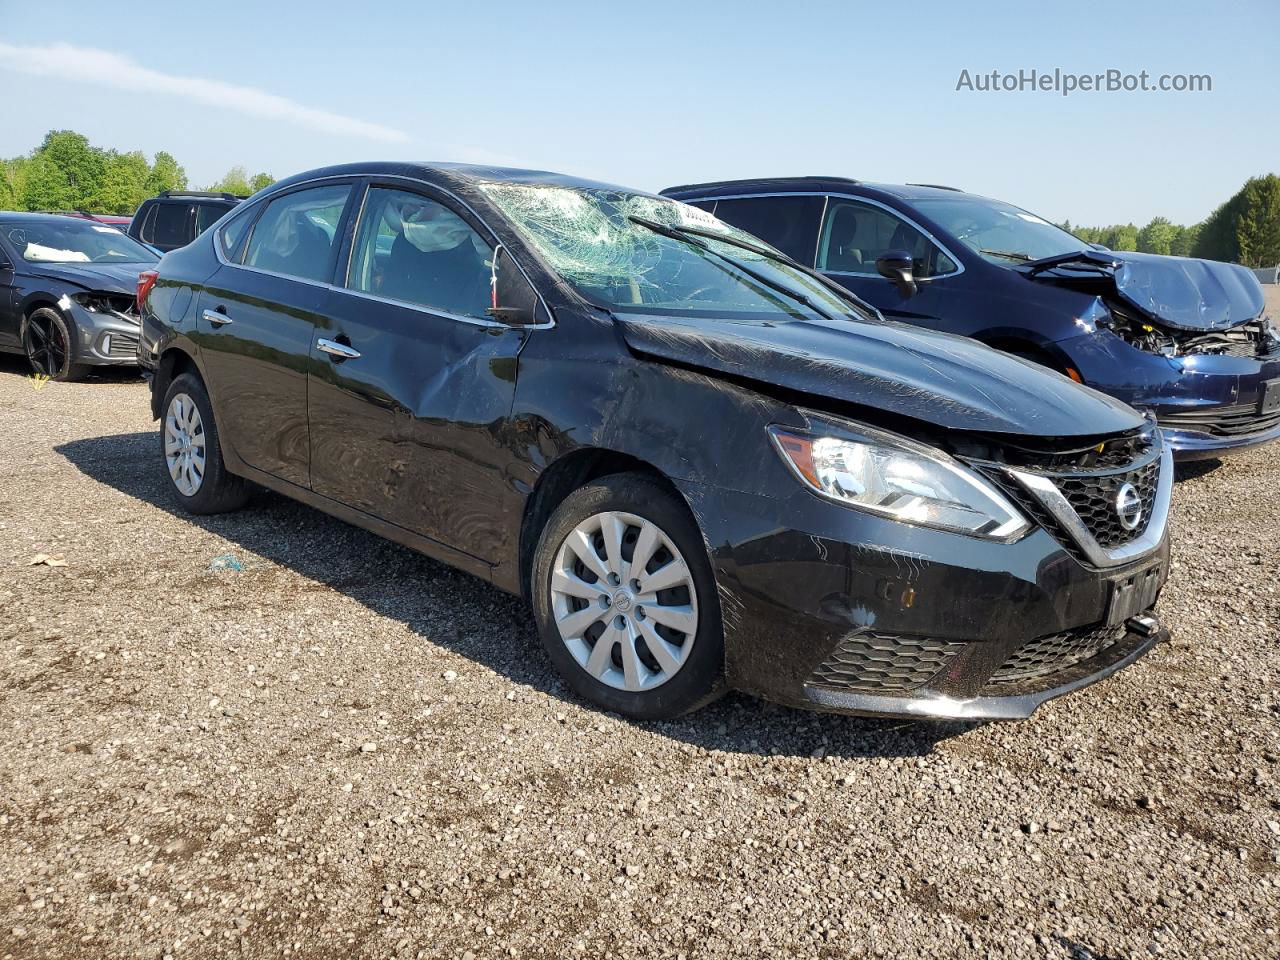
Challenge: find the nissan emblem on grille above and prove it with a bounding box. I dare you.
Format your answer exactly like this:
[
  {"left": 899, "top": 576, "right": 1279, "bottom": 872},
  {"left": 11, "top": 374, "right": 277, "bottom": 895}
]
[{"left": 1114, "top": 482, "right": 1143, "bottom": 531}]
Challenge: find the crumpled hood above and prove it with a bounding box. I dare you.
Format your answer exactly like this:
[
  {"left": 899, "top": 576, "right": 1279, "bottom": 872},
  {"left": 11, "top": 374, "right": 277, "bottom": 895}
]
[
  {"left": 615, "top": 311, "right": 1143, "bottom": 437},
  {"left": 25, "top": 261, "right": 147, "bottom": 296},
  {"left": 1030, "top": 251, "right": 1266, "bottom": 331}
]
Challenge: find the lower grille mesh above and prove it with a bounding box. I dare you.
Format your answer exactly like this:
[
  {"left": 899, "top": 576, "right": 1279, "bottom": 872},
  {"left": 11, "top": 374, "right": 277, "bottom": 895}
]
[
  {"left": 989, "top": 624, "right": 1127, "bottom": 683},
  {"left": 811, "top": 632, "right": 964, "bottom": 693}
]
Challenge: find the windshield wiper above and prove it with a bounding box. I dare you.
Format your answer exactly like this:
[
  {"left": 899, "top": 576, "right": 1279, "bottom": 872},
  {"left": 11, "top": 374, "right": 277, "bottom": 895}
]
[
  {"left": 1024, "top": 249, "right": 1121, "bottom": 274},
  {"left": 627, "top": 216, "right": 848, "bottom": 325},
  {"left": 980, "top": 249, "right": 1035, "bottom": 262},
  {"left": 633, "top": 217, "right": 874, "bottom": 313}
]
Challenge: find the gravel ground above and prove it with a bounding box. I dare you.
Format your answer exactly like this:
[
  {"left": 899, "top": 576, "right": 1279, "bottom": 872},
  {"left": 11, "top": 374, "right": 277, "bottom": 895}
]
[{"left": 0, "top": 349, "right": 1278, "bottom": 960}]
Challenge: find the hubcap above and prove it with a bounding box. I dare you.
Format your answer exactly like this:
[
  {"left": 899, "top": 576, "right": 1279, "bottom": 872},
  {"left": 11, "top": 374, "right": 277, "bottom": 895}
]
[
  {"left": 26, "top": 315, "right": 66, "bottom": 377},
  {"left": 164, "top": 393, "right": 207, "bottom": 497},
  {"left": 550, "top": 510, "right": 698, "bottom": 692}
]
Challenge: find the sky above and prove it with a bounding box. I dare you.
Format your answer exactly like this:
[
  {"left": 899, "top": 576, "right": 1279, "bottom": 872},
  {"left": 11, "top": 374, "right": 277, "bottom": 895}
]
[{"left": 0, "top": 0, "right": 1274, "bottom": 226}]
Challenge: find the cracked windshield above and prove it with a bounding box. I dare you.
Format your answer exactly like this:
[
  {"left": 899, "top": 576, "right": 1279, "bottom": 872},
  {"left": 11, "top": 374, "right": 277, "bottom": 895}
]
[{"left": 480, "top": 182, "right": 864, "bottom": 320}]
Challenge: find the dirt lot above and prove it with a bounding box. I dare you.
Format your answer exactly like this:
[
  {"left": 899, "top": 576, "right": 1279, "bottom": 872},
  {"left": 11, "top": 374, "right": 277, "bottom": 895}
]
[{"left": 0, "top": 349, "right": 1278, "bottom": 960}]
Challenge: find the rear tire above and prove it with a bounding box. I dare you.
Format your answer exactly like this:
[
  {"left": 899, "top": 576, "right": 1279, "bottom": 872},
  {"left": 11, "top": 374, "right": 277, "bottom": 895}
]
[
  {"left": 160, "top": 372, "right": 249, "bottom": 515},
  {"left": 531, "top": 472, "right": 725, "bottom": 720},
  {"left": 24, "top": 308, "right": 91, "bottom": 381}
]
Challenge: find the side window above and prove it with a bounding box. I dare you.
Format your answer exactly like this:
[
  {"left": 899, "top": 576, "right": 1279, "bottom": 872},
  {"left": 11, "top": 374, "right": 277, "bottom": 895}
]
[
  {"left": 194, "top": 204, "right": 227, "bottom": 235},
  {"left": 347, "top": 187, "right": 492, "bottom": 319},
  {"left": 151, "top": 203, "right": 193, "bottom": 248},
  {"left": 137, "top": 203, "right": 158, "bottom": 244},
  {"left": 818, "top": 200, "right": 957, "bottom": 278},
  {"left": 705, "top": 195, "right": 825, "bottom": 265},
  {"left": 244, "top": 185, "right": 350, "bottom": 283},
  {"left": 218, "top": 205, "right": 256, "bottom": 260}
]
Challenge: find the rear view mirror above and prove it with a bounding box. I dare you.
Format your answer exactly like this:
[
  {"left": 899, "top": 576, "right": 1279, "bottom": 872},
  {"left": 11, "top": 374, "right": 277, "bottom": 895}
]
[
  {"left": 487, "top": 246, "right": 540, "bottom": 325},
  {"left": 875, "top": 250, "right": 918, "bottom": 297}
]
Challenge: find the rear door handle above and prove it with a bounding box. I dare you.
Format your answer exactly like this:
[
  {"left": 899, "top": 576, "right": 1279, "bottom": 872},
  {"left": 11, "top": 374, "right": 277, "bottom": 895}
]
[
  {"left": 317, "top": 338, "right": 361, "bottom": 360},
  {"left": 202, "top": 308, "right": 233, "bottom": 326}
]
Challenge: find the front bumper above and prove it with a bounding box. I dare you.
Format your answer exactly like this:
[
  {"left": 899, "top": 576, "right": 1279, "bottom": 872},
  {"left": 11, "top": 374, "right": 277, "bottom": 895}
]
[
  {"left": 1056, "top": 331, "right": 1280, "bottom": 460},
  {"left": 67, "top": 301, "right": 141, "bottom": 367},
  {"left": 675, "top": 472, "right": 1170, "bottom": 721}
]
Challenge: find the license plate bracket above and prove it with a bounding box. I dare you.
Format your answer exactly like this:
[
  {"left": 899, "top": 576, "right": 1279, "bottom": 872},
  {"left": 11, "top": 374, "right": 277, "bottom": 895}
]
[
  {"left": 1105, "top": 561, "right": 1163, "bottom": 627},
  {"left": 1260, "top": 378, "right": 1280, "bottom": 416}
]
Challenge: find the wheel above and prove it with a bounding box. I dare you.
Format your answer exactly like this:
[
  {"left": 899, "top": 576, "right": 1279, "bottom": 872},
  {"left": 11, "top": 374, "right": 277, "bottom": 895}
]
[
  {"left": 24, "top": 308, "right": 91, "bottom": 381},
  {"left": 531, "top": 473, "right": 725, "bottom": 720},
  {"left": 160, "top": 372, "right": 249, "bottom": 514}
]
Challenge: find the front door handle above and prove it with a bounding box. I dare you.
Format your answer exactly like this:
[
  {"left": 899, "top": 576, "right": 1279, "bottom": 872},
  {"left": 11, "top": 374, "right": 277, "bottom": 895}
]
[
  {"left": 317, "top": 338, "right": 361, "bottom": 360},
  {"left": 202, "top": 308, "right": 233, "bottom": 326}
]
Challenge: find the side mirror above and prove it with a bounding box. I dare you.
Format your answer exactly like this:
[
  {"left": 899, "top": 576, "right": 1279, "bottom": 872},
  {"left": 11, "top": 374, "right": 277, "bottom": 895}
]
[
  {"left": 486, "top": 245, "right": 539, "bottom": 325},
  {"left": 875, "top": 250, "right": 918, "bottom": 297}
]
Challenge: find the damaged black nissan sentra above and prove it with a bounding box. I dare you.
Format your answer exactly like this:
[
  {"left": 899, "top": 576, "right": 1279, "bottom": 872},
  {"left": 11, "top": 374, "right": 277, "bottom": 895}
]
[{"left": 137, "top": 163, "right": 1172, "bottom": 721}]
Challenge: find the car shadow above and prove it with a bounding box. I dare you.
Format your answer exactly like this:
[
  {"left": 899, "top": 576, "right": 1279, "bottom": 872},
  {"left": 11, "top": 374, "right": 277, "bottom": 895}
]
[
  {"left": 55, "top": 429, "right": 976, "bottom": 759},
  {"left": 0, "top": 351, "right": 144, "bottom": 383}
]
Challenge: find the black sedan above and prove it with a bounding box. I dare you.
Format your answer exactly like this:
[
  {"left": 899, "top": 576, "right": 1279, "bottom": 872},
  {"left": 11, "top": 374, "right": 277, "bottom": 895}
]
[
  {"left": 137, "top": 162, "right": 1172, "bottom": 721},
  {"left": 0, "top": 213, "right": 159, "bottom": 380}
]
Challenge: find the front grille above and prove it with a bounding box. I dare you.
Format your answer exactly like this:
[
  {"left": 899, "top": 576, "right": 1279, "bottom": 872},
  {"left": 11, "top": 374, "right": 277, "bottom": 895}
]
[
  {"left": 1056, "top": 459, "right": 1158, "bottom": 548},
  {"left": 1159, "top": 404, "right": 1280, "bottom": 438},
  {"left": 989, "top": 623, "right": 1127, "bottom": 683},
  {"left": 811, "top": 632, "right": 964, "bottom": 693},
  {"left": 983, "top": 449, "right": 1160, "bottom": 564},
  {"left": 106, "top": 332, "right": 139, "bottom": 358}
]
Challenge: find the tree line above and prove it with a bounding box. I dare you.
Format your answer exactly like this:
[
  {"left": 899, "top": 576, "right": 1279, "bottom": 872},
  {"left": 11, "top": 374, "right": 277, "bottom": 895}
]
[
  {"left": 1058, "top": 174, "right": 1280, "bottom": 268},
  {"left": 0, "top": 130, "right": 276, "bottom": 216},
  {"left": 3, "top": 130, "right": 1278, "bottom": 267}
]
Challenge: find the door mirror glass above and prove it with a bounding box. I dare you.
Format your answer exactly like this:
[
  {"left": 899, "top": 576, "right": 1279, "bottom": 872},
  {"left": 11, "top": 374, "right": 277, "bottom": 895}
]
[{"left": 875, "top": 250, "right": 918, "bottom": 296}]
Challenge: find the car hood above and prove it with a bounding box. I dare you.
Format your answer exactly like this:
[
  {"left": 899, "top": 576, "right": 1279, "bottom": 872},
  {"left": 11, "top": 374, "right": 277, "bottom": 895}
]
[
  {"left": 614, "top": 310, "right": 1143, "bottom": 437},
  {"left": 1027, "top": 251, "right": 1266, "bottom": 331},
  {"left": 24, "top": 261, "right": 148, "bottom": 295}
]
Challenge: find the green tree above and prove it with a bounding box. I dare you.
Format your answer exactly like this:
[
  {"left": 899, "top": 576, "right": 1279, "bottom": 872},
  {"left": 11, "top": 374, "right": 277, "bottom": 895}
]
[
  {"left": 1234, "top": 175, "right": 1280, "bottom": 267},
  {"left": 1170, "top": 223, "right": 1200, "bottom": 257},
  {"left": 1137, "top": 216, "right": 1176, "bottom": 256},
  {"left": 1105, "top": 224, "right": 1140, "bottom": 252},
  {"left": 207, "top": 166, "right": 252, "bottom": 196},
  {"left": 0, "top": 160, "right": 17, "bottom": 210},
  {"left": 248, "top": 172, "right": 275, "bottom": 193},
  {"left": 1191, "top": 175, "right": 1280, "bottom": 264},
  {"left": 92, "top": 150, "right": 151, "bottom": 214},
  {"left": 19, "top": 130, "right": 106, "bottom": 211},
  {"left": 145, "top": 151, "right": 188, "bottom": 196}
]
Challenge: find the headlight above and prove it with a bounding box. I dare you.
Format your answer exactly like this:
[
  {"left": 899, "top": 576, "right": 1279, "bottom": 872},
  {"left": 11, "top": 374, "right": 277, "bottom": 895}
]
[{"left": 769, "top": 424, "right": 1029, "bottom": 540}]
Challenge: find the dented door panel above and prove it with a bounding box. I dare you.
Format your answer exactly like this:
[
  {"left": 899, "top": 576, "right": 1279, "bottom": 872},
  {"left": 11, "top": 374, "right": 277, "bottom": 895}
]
[{"left": 308, "top": 290, "right": 526, "bottom": 562}]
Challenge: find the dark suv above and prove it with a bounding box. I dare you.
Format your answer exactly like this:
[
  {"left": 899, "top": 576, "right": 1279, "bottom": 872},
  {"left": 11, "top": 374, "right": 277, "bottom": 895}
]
[
  {"left": 138, "top": 162, "right": 1171, "bottom": 721},
  {"left": 662, "top": 178, "right": 1280, "bottom": 461},
  {"left": 129, "top": 191, "right": 243, "bottom": 253}
]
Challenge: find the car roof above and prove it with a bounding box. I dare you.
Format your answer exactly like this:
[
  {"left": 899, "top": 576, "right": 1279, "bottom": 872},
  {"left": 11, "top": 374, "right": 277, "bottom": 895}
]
[
  {"left": 268, "top": 161, "right": 655, "bottom": 199},
  {"left": 659, "top": 177, "right": 975, "bottom": 203},
  {"left": 0, "top": 211, "right": 109, "bottom": 224}
]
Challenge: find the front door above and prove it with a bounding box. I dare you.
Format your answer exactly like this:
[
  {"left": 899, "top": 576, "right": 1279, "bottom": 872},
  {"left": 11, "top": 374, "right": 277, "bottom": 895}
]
[
  {"left": 307, "top": 183, "right": 530, "bottom": 562},
  {"left": 196, "top": 182, "right": 354, "bottom": 488},
  {"left": 815, "top": 198, "right": 960, "bottom": 331}
]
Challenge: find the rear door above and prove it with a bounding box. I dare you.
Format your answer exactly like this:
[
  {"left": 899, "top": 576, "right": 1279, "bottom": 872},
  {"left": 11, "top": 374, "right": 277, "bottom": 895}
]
[
  {"left": 307, "top": 181, "right": 533, "bottom": 561},
  {"left": 197, "top": 181, "right": 355, "bottom": 488},
  {"left": 0, "top": 231, "right": 18, "bottom": 349},
  {"left": 699, "top": 195, "right": 825, "bottom": 265}
]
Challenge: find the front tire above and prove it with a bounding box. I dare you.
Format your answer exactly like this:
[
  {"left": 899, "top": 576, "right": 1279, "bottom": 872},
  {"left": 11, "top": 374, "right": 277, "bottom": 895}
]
[
  {"left": 531, "top": 473, "right": 725, "bottom": 720},
  {"left": 160, "top": 373, "right": 249, "bottom": 514},
  {"left": 24, "top": 308, "right": 90, "bottom": 381}
]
